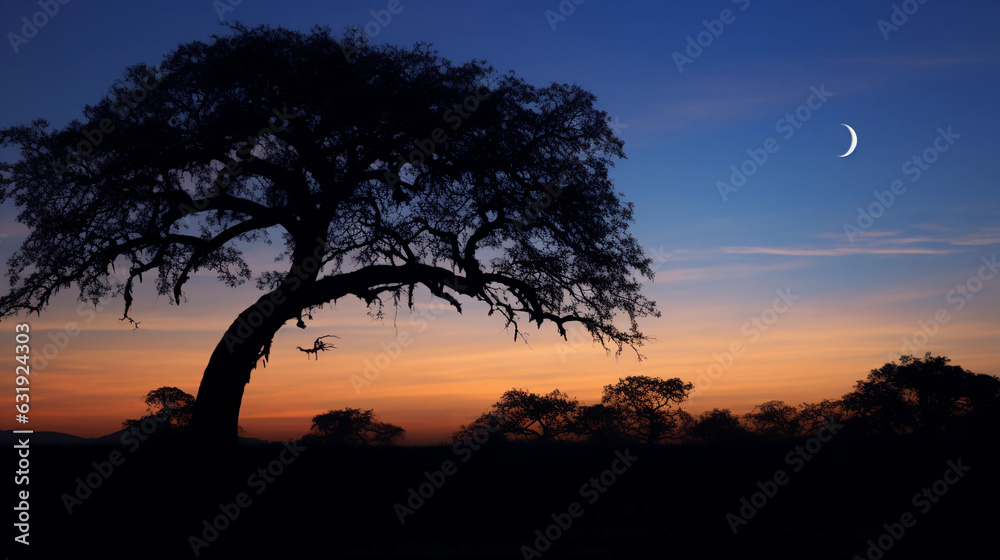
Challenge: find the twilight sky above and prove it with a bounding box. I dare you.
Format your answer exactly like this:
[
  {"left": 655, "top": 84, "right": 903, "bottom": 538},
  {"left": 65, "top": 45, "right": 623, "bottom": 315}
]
[{"left": 1, "top": 0, "right": 998, "bottom": 444}]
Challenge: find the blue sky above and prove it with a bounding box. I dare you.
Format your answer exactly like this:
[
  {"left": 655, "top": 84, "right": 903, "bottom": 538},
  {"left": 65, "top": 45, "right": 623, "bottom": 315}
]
[{"left": 1, "top": 0, "right": 998, "bottom": 441}]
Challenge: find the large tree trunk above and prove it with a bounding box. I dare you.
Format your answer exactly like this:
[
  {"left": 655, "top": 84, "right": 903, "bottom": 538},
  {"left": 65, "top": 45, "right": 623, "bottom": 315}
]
[
  {"left": 189, "top": 345, "right": 254, "bottom": 449},
  {"left": 189, "top": 235, "right": 327, "bottom": 448},
  {"left": 189, "top": 288, "right": 299, "bottom": 448}
]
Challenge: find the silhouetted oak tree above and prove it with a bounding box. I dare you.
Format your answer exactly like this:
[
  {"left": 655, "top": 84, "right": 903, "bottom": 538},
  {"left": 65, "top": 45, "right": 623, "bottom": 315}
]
[{"left": 0, "top": 25, "right": 657, "bottom": 447}]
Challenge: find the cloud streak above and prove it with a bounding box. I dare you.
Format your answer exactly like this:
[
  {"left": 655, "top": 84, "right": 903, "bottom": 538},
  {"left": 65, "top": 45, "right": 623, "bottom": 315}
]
[{"left": 720, "top": 246, "right": 958, "bottom": 256}]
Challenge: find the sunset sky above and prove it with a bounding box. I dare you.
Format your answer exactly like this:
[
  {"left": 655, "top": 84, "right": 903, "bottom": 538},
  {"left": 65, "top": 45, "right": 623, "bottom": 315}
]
[{"left": 2, "top": 0, "right": 998, "bottom": 444}]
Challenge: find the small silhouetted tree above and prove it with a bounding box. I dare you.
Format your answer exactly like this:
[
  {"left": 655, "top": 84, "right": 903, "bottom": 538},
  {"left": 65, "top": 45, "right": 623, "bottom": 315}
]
[
  {"left": 0, "top": 24, "right": 658, "bottom": 447},
  {"left": 455, "top": 389, "right": 578, "bottom": 442},
  {"left": 686, "top": 408, "right": 751, "bottom": 444},
  {"left": 742, "top": 400, "right": 801, "bottom": 438},
  {"left": 796, "top": 399, "right": 844, "bottom": 436},
  {"left": 306, "top": 408, "right": 404, "bottom": 445},
  {"left": 122, "top": 386, "right": 195, "bottom": 430},
  {"left": 601, "top": 376, "right": 693, "bottom": 444}
]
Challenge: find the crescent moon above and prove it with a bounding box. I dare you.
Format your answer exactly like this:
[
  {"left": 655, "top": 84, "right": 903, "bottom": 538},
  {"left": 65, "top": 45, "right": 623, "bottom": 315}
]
[{"left": 838, "top": 124, "right": 857, "bottom": 157}]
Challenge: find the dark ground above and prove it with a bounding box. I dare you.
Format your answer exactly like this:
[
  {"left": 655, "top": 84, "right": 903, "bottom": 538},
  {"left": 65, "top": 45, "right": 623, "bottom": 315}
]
[{"left": 9, "top": 430, "right": 998, "bottom": 559}]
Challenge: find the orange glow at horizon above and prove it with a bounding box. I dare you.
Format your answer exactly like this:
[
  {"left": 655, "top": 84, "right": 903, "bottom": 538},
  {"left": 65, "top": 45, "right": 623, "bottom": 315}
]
[{"left": 6, "top": 271, "right": 999, "bottom": 445}]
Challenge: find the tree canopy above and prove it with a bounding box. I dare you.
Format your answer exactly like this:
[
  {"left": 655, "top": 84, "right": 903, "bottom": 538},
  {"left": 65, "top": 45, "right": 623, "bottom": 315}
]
[
  {"left": 122, "top": 386, "right": 195, "bottom": 430},
  {"left": 571, "top": 403, "right": 625, "bottom": 443},
  {"left": 461, "top": 388, "right": 579, "bottom": 442},
  {"left": 455, "top": 376, "right": 696, "bottom": 444},
  {"left": 601, "top": 375, "right": 693, "bottom": 444},
  {"left": 0, "top": 24, "right": 658, "bottom": 446},
  {"left": 842, "top": 353, "right": 1000, "bottom": 435},
  {"left": 305, "top": 407, "right": 405, "bottom": 445},
  {"left": 741, "top": 400, "right": 802, "bottom": 438},
  {"left": 685, "top": 408, "right": 750, "bottom": 444}
]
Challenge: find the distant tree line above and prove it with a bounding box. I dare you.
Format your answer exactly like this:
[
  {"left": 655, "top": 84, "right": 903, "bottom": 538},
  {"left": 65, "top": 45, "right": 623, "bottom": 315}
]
[
  {"left": 453, "top": 353, "right": 1000, "bottom": 444},
  {"left": 125, "top": 353, "right": 999, "bottom": 446}
]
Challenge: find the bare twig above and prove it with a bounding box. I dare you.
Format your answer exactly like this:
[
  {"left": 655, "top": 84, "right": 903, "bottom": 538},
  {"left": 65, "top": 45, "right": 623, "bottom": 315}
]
[{"left": 297, "top": 335, "right": 339, "bottom": 360}]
